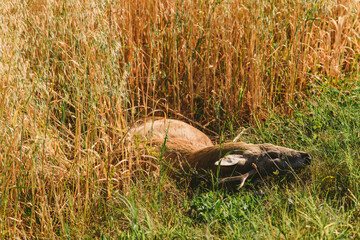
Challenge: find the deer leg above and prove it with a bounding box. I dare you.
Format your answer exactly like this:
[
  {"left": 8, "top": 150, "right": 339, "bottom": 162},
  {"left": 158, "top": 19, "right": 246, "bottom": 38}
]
[{"left": 218, "top": 169, "right": 257, "bottom": 188}]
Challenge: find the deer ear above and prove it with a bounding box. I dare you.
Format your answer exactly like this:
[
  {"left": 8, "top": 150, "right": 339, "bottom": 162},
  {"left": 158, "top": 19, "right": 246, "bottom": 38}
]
[{"left": 214, "top": 154, "right": 247, "bottom": 166}]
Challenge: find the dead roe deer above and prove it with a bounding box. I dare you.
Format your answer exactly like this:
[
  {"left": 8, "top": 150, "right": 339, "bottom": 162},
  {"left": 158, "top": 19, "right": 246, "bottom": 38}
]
[{"left": 129, "top": 118, "right": 311, "bottom": 188}]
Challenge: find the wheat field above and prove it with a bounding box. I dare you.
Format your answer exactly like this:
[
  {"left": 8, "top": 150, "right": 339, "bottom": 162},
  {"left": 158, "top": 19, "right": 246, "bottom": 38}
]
[{"left": 0, "top": 0, "right": 359, "bottom": 238}]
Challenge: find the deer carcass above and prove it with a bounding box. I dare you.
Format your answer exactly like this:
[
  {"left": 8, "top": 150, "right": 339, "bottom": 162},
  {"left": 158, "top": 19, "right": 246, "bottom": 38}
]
[{"left": 129, "top": 119, "right": 311, "bottom": 188}]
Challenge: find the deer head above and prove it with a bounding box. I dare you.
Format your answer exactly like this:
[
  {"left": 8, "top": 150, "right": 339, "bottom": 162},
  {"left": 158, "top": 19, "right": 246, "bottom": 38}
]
[{"left": 188, "top": 142, "right": 311, "bottom": 188}]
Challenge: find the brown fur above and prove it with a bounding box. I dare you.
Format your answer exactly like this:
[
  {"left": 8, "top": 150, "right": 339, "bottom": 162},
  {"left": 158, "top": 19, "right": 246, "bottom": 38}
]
[{"left": 129, "top": 118, "right": 213, "bottom": 148}]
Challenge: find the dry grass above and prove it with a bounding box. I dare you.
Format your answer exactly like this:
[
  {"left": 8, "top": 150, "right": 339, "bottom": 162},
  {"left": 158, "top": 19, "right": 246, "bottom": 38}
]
[{"left": 0, "top": 0, "right": 359, "bottom": 238}]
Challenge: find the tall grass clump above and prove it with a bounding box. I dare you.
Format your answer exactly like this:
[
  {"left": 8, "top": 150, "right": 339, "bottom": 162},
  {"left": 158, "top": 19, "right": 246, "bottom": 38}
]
[
  {"left": 108, "top": 0, "right": 360, "bottom": 124},
  {"left": 1, "top": 0, "right": 132, "bottom": 238},
  {"left": 0, "top": 0, "right": 359, "bottom": 238}
]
